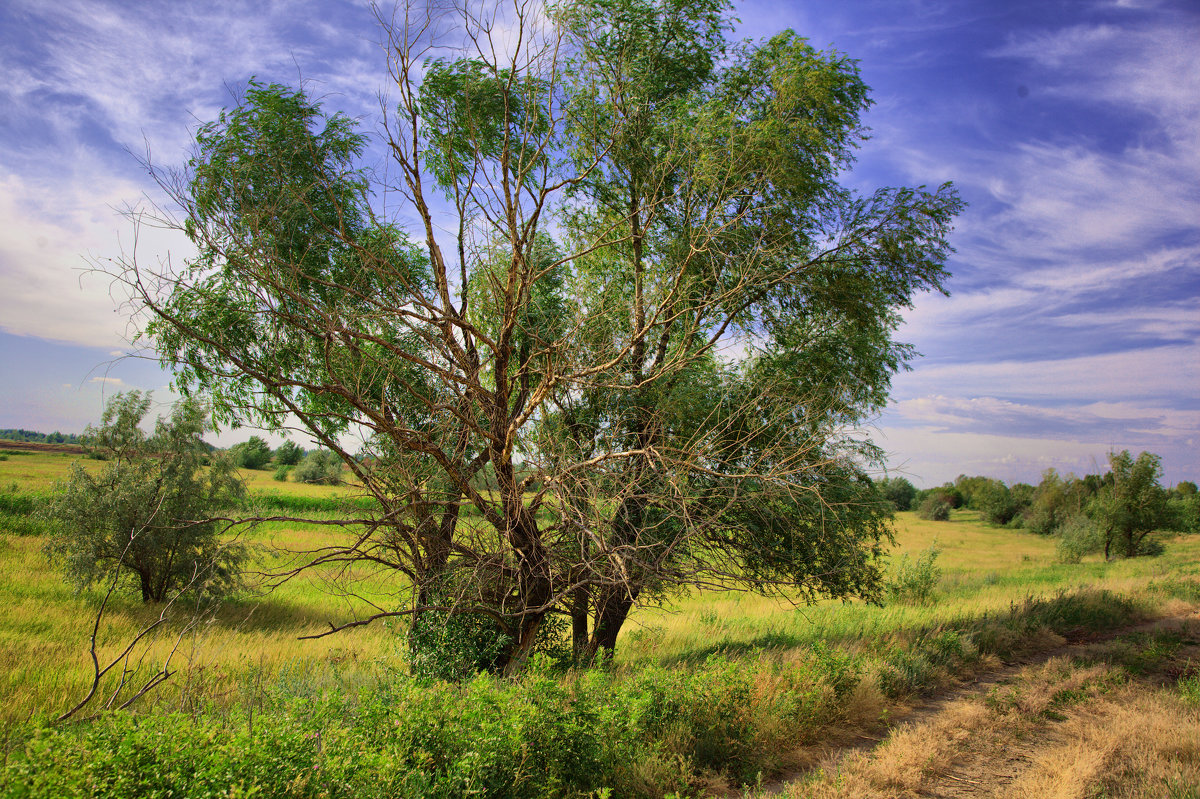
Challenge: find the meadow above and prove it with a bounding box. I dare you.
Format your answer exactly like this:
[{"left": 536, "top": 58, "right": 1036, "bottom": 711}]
[{"left": 1, "top": 449, "right": 1198, "bottom": 796}]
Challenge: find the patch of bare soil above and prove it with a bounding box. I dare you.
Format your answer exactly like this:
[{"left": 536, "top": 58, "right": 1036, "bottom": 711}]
[
  {"left": 754, "top": 607, "right": 1200, "bottom": 798},
  {"left": 0, "top": 439, "right": 86, "bottom": 454}
]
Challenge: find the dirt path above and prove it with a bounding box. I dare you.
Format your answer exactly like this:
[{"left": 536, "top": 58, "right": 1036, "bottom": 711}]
[{"left": 756, "top": 607, "right": 1200, "bottom": 798}]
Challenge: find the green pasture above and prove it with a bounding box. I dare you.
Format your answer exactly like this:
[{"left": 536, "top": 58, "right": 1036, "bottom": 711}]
[{"left": 1, "top": 451, "right": 1198, "bottom": 726}]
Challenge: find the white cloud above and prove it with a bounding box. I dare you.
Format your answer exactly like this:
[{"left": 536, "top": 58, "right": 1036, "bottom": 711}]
[
  {"left": 88, "top": 376, "right": 125, "bottom": 386},
  {"left": 894, "top": 345, "right": 1199, "bottom": 402},
  {"left": 0, "top": 169, "right": 194, "bottom": 348}
]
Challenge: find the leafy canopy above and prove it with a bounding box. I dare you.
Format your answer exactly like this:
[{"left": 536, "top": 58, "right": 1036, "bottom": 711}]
[{"left": 123, "top": 0, "right": 964, "bottom": 668}]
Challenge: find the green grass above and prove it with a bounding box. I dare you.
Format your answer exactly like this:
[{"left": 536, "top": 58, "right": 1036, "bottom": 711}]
[{"left": 1, "top": 451, "right": 1198, "bottom": 796}]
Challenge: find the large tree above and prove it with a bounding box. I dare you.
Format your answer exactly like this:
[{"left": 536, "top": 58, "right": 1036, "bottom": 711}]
[{"left": 120, "top": 0, "right": 963, "bottom": 670}]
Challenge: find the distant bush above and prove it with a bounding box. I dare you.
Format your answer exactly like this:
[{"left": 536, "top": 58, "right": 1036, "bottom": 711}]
[
  {"left": 916, "top": 495, "right": 951, "bottom": 521},
  {"left": 230, "top": 436, "right": 272, "bottom": 470},
  {"left": 292, "top": 450, "right": 345, "bottom": 485},
  {"left": 887, "top": 544, "right": 941, "bottom": 605},
  {"left": 878, "top": 476, "right": 917, "bottom": 512},
  {"left": 272, "top": 465, "right": 292, "bottom": 482}
]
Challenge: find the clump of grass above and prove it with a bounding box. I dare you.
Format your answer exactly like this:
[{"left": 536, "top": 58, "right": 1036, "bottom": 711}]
[{"left": 887, "top": 544, "right": 941, "bottom": 606}]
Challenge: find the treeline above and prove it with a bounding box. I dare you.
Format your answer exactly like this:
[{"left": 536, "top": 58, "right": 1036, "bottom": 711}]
[
  {"left": 225, "top": 436, "right": 345, "bottom": 486},
  {"left": 0, "top": 429, "right": 82, "bottom": 445},
  {"left": 878, "top": 451, "right": 1199, "bottom": 561}
]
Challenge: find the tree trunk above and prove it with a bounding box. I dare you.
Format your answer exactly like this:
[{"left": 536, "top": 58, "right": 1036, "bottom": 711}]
[
  {"left": 583, "top": 586, "right": 638, "bottom": 663},
  {"left": 571, "top": 579, "right": 590, "bottom": 661}
]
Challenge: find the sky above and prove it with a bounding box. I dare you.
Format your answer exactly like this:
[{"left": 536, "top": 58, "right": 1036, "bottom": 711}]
[{"left": 0, "top": 0, "right": 1197, "bottom": 488}]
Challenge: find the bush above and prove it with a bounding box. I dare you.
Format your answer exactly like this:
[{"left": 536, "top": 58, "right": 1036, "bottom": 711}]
[
  {"left": 1055, "top": 514, "right": 1104, "bottom": 564},
  {"left": 405, "top": 608, "right": 514, "bottom": 682},
  {"left": 973, "top": 480, "right": 1026, "bottom": 526},
  {"left": 292, "top": 450, "right": 344, "bottom": 485},
  {"left": 42, "top": 392, "right": 247, "bottom": 603},
  {"left": 887, "top": 544, "right": 941, "bottom": 605},
  {"left": 272, "top": 465, "right": 292, "bottom": 482},
  {"left": 916, "top": 495, "right": 951, "bottom": 521}
]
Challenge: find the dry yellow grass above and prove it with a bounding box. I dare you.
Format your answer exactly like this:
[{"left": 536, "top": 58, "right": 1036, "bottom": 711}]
[{"left": 781, "top": 621, "right": 1200, "bottom": 798}]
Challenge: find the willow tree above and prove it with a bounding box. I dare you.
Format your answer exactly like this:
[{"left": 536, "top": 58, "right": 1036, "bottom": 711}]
[{"left": 121, "top": 0, "right": 962, "bottom": 671}]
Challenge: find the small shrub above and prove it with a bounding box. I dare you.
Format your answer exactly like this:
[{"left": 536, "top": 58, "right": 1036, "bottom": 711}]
[
  {"left": 916, "top": 495, "right": 951, "bottom": 521},
  {"left": 887, "top": 544, "right": 941, "bottom": 605},
  {"left": 405, "top": 607, "right": 513, "bottom": 682},
  {"left": 272, "top": 465, "right": 292, "bottom": 482},
  {"left": 1056, "top": 514, "right": 1103, "bottom": 563},
  {"left": 41, "top": 392, "right": 247, "bottom": 603}
]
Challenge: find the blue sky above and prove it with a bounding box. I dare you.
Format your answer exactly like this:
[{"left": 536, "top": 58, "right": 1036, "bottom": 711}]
[{"left": 0, "top": 0, "right": 1196, "bottom": 487}]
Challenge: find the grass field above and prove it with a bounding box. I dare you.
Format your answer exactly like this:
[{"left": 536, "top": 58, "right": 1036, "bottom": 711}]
[{"left": 1, "top": 451, "right": 1198, "bottom": 796}]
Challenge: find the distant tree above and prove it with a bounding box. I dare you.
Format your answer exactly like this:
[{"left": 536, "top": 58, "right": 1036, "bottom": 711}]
[
  {"left": 878, "top": 476, "right": 917, "bottom": 511},
  {"left": 1088, "top": 450, "right": 1170, "bottom": 559},
  {"left": 918, "top": 485, "right": 962, "bottom": 510},
  {"left": 292, "top": 450, "right": 344, "bottom": 485},
  {"left": 953, "top": 474, "right": 990, "bottom": 508},
  {"left": 274, "top": 440, "right": 303, "bottom": 466},
  {"left": 972, "top": 479, "right": 1029, "bottom": 526},
  {"left": 43, "top": 392, "right": 246, "bottom": 603},
  {"left": 1025, "top": 469, "right": 1081, "bottom": 536},
  {"left": 1168, "top": 481, "right": 1200, "bottom": 535},
  {"left": 230, "top": 435, "right": 272, "bottom": 470}
]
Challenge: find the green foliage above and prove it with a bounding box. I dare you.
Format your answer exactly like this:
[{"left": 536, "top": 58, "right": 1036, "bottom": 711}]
[
  {"left": 405, "top": 609, "right": 514, "bottom": 683},
  {"left": 126, "top": 0, "right": 964, "bottom": 670},
  {"left": 1088, "top": 450, "right": 1171, "bottom": 559},
  {"left": 272, "top": 465, "right": 292, "bottom": 482},
  {"left": 1180, "top": 667, "right": 1200, "bottom": 707},
  {"left": 1169, "top": 491, "right": 1200, "bottom": 535},
  {"left": 0, "top": 429, "right": 83, "bottom": 445},
  {"left": 1055, "top": 514, "right": 1104, "bottom": 564},
  {"left": 916, "top": 495, "right": 951, "bottom": 521},
  {"left": 41, "top": 392, "right": 247, "bottom": 603},
  {"left": 878, "top": 475, "right": 917, "bottom": 511},
  {"left": 291, "top": 449, "right": 344, "bottom": 485},
  {"left": 273, "top": 439, "right": 303, "bottom": 466},
  {"left": 971, "top": 479, "right": 1019, "bottom": 525},
  {"left": 887, "top": 544, "right": 941, "bottom": 605},
  {"left": 230, "top": 435, "right": 272, "bottom": 469}
]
